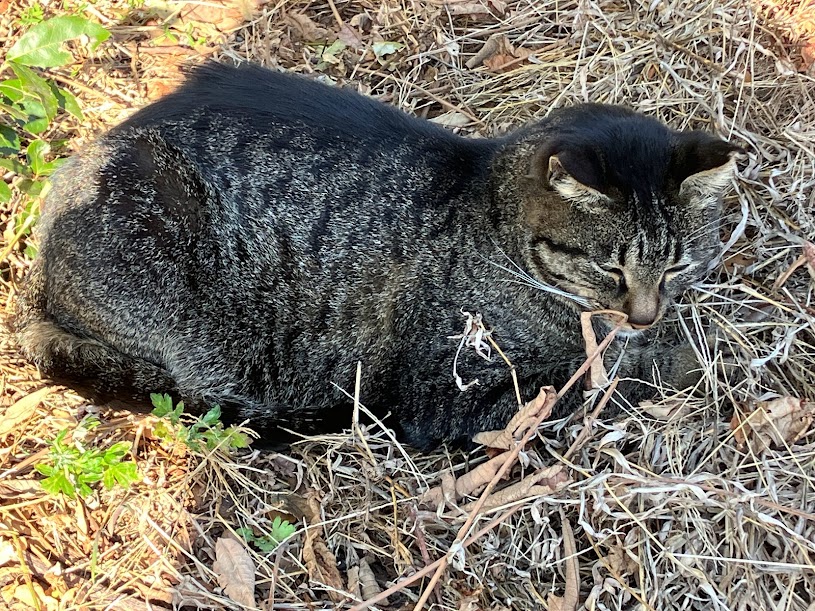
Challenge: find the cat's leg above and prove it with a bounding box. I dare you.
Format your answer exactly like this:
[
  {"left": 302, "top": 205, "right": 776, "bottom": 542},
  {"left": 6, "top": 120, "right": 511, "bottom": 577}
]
[{"left": 15, "top": 260, "right": 177, "bottom": 410}]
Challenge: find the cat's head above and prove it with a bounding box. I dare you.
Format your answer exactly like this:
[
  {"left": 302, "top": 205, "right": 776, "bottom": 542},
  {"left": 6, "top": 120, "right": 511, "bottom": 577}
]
[{"left": 518, "top": 104, "right": 743, "bottom": 330}]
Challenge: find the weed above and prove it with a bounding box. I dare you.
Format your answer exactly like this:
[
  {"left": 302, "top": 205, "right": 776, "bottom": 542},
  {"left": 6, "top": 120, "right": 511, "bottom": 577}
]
[
  {"left": 35, "top": 430, "right": 139, "bottom": 499},
  {"left": 150, "top": 393, "right": 251, "bottom": 452},
  {"left": 236, "top": 516, "right": 298, "bottom": 552}
]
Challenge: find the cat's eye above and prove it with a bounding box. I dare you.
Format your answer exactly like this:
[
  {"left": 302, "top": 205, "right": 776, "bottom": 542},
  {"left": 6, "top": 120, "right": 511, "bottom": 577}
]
[
  {"left": 600, "top": 266, "right": 624, "bottom": 280},
  {"left": 665, "top": 263, "right": 691, "bottom": 276}
]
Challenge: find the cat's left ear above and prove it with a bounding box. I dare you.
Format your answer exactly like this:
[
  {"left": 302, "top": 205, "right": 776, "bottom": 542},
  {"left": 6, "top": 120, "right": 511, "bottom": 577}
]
[{"left": 671, "top": 131, "right": 745, "bottom": 197}]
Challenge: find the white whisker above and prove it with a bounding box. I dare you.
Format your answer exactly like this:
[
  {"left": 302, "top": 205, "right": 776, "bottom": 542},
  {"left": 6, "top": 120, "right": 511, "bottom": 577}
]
[{"left": 482, "top": 242, "right": 593, "bottom": 308}]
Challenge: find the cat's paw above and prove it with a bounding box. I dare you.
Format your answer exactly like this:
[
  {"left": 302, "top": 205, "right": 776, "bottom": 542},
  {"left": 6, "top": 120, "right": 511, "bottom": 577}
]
[{"left": 666, "top": 332, "right": 746, "bottom": 392}]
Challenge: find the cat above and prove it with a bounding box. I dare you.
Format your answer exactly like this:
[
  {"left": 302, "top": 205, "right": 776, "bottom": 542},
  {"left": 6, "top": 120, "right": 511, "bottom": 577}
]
[{"left": 14, "top": 61, "right": 742, "bottom": 450}]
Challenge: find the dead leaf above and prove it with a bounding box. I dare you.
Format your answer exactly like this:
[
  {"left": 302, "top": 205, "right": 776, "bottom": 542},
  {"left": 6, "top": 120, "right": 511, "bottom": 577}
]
[
  {"left": 337, "top": 24, "right": 364, "bottom": 50},
  {"left": 466, "top": 35, "right": 502, "bottom": 69},
  {"left": 420, "top": 453, "right": 507, "bottom": 508},
  {"left": 462, "top": 465, "right": 570, "bottom": 512},
  {"left": 580, "top": 312, "right": 609, "bottom": 390},
  {"left": 804, "top": 241, "right": 815, "bottom": 279},
  {"left": 358, "top": 558, "right": 387, "bottom": 605},
  {"left": 0, "top": 386, "right": 56, "bottom": 437},
  {"left": 286, "top": 12, "right": 329, "bottom": 41},
  {"left": 472, "top": 387, "right": 555, "bottom": 450},
  {"left": 731, "top": 396, "right": 815, "bottom": 452},
  {"left": 303, "top": 529, "right": 345, "bottom": 602},
  {"left": 212, "top": 537, "right": 256, "bottom": 608},
  {"left": 547, "top": 513, "right": 579, "bottom": 611},
  {"left": 639, "top": 397, "right": 688, "bottom": 419},
  {"left": 428, "top": 111, "right": 472, "bottom": 127}
]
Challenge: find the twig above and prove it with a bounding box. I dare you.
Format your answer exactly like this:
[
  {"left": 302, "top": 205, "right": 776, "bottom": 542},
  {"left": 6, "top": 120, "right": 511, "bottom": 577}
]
[{"left": 406, "top": 319, "right": 624, "bottom": 611}]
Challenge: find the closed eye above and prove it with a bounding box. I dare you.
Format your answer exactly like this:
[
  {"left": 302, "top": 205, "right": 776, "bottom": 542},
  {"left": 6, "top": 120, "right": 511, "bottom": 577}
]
[
  {"left": 665, "top": 263, "right": 691, "bottom": 275},
  {"left": 599, "top": 266, "right": 624, "bottom": 280}
]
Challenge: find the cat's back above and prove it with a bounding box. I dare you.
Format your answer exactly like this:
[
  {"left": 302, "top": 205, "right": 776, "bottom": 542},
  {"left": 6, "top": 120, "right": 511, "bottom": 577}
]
[{"left": 112, "top": 61, "right": 460, "bottom": 148}]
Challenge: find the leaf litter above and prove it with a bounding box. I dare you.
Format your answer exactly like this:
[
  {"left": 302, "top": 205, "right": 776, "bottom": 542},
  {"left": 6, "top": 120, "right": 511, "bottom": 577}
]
[{"left": 1, "top": 0, "right": 815, "bottom": 610}]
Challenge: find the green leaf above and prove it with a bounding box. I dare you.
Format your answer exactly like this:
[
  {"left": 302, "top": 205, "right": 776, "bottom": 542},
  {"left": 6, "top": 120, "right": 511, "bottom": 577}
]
[
  {"left": 0, "top": 125, "right": 21, "bottom": 153},
  {"left": 150, "top": 393, "right": 174, "bottom": 416},
  {"left": 235, "top": 527, "right": 254, "bottom": 540},
  {"left": 26, "top": 140, "right": 51, "bottom": 176},
  {"left": 8, "top": 16, "right": 111, "bottom": 68},
  {"left": 201, "top": 405, "right": 221, "bottom": 426},
  {"left": 0, "top": 102, "right": 29, "bottom": 121},
  {"left": 41, "top": 470, "right": 76, "bottom": 498},
  {"left": 223, "top": 427, "right": 250, "bottom": 449},
  {"left": 55, "top": 86, "right": 83, "bottom": 120},
  {"left": 103, "top": 441, "right": 131, "bottom": 463},
  {"left": 35, "top": 463, "right": 55, "bottom": 477},
  {"left": 102, "top": 461, "right": 138, "bottom": 490},
  {"left": 23, "top": 117, "right": 48, "bottom": 135},
  {"left": 18, "top": 178, "right": 44, "bottom": 198},
  {"left": 372, "top": 41, "right": 404, "bottom": 58},
  {"left": 0, "top": 181, "right": 11, "bottom": 204},
  {"left": 10, "top": 63, "right": 58, "bottom": 122},
  {"left": 25, "top": 243, "right": 38, "bottom": 258},
  {"left": 0, "top": 157, "right": 30, "bottom": 175},
  {"left": 0, "top": 79, "right": 27, "bottom": 103}
]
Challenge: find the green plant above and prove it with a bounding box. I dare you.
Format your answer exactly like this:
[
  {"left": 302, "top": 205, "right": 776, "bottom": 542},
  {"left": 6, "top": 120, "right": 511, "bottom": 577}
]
[
  {"left": 35, "top": 430, "right": 139, "bottom": 499},
  {"left": 1, "top": 14, "right": 110, "bottom": 253},
  {"left": 150, "top": 393, "right": 251, "bottom": 452},
  {"left": 236, "top": 516, "right": 297, "bottom": 552},
  {"left": 17, "top": 5, "right": 45, "bottom": 26}
]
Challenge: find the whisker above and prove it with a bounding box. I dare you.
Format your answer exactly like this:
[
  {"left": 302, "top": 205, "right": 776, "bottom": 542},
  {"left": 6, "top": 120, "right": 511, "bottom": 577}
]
[{"left": 482, "top": 242, "right": 592, "bottom": 308}]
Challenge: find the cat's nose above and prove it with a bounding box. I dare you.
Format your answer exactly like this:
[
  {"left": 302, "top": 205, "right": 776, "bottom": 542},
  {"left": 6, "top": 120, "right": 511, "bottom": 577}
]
[{"left": 624, "top": 290, "right": 661, "bottom": 328}]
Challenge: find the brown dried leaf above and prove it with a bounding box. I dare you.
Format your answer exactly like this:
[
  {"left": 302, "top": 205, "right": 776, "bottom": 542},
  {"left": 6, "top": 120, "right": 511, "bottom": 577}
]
[
  {"left": 639, "top": 397, "right": 688, "bottom": 419},
  {"left": 286, "top": 12, "right": 329, "bottom": 41},
  {"left": 0, "top": 386, "right": 55, "bottom": 437},
  {"left": 337, "top": 24, "right": 364, "bottom": 50},
  {"left": 547, "top": 514, "right": 579, "bottom": 611},
  {"left": 447, "top": 2, "right": 493, "bottom": 16},
  {"left": 303, "top": 529, "right": 345, "bottom": 602},
  {"left": 580, "top": 312, "right": 608, "bottom": 390},
  {"left": 472, "top": 387, "right": 555, "bottom": 450},
  {"left": 731, "top": 397, "right": 815, "bottom": 452},
  {"left": 419, "top": 453, "right": 507, "bottom": 508},
  {"left": 803, "top": 241, "right": 815, "bottom": 279},
  {"left": 358, "top": 557, "right": 387, "bottom": 605},
  {"left": 462, "top": 465, "right": 570, "bottom": 512},
  {"left": 212, "top": 537, "right": 256, "bottom": 608}
]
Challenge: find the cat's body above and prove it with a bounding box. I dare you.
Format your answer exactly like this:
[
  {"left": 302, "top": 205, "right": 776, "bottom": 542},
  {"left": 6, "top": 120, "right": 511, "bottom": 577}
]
[{"left": 15, "top": 62, "right": 741, "bottom": 450}]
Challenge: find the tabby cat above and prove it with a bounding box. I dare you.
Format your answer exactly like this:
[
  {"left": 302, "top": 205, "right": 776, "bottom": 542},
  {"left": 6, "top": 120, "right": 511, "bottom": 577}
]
[{"left": 15, "top": 61, "right": 742, "bottom": 450}]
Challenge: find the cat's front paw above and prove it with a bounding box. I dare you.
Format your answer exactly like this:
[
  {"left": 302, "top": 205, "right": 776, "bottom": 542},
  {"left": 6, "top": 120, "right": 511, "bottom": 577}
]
[{"left": 664, "top": 332, "right": 745, "bottom": 392}]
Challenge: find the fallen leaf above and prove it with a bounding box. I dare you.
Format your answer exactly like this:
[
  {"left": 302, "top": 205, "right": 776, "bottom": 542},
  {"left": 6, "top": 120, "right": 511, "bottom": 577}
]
[
  {"left": 462, "top": 465, "right": 570, "bottom": 512},
  {"left": 547, "top": 513, "right": 579, "bottom": 611},
  {"left": 639, "top": 397, "right": 688, "bottom": 419},
  {"left": 466, "top": 35, "right": 502, "bottom": 68},
  {"left": 580, "top": 312, "right": 609, "bottom": 390},
  {"left": 337, "top": 24, "right": 364, "bottom": 50},
  {"left": 286, "top": 12, "right": 329, "bottom": 41},
  {"left": 731, "top": 396, "right": 815, "bottom": 452},
  {"left": 472, "top": 387, "right": 555, "bottom": 450},
  {"left": 212, "top": 537, "right": 256, "bottom": 608},
  {"left": 358, "top": 557, "right": 387, "bottom": 605},
  {"left": 428, "top": 110, "right": 471, "bottom": 127},
  {"left": 0, "top": 386, "right": 56, "bottom": 437},
  {"left": 420, "top": 453, "right": 507, "bottom": 508},
  {"left": 303, "top": 529, "right": 345, "bottom": 602}
]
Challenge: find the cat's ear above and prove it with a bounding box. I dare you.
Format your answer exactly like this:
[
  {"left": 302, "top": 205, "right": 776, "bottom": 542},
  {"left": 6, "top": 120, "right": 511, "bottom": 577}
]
[
  {"left": 529, "top": 146, "right": 612, "bottom": 210},
  {"left": 672, "top": 131, "right": 744, "bottom": 198}
]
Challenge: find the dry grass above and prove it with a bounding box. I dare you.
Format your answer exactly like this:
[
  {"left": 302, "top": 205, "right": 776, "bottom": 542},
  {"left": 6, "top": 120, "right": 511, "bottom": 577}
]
[{"left": 2, "top": 0, "right": 815, "bottom": 609}]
